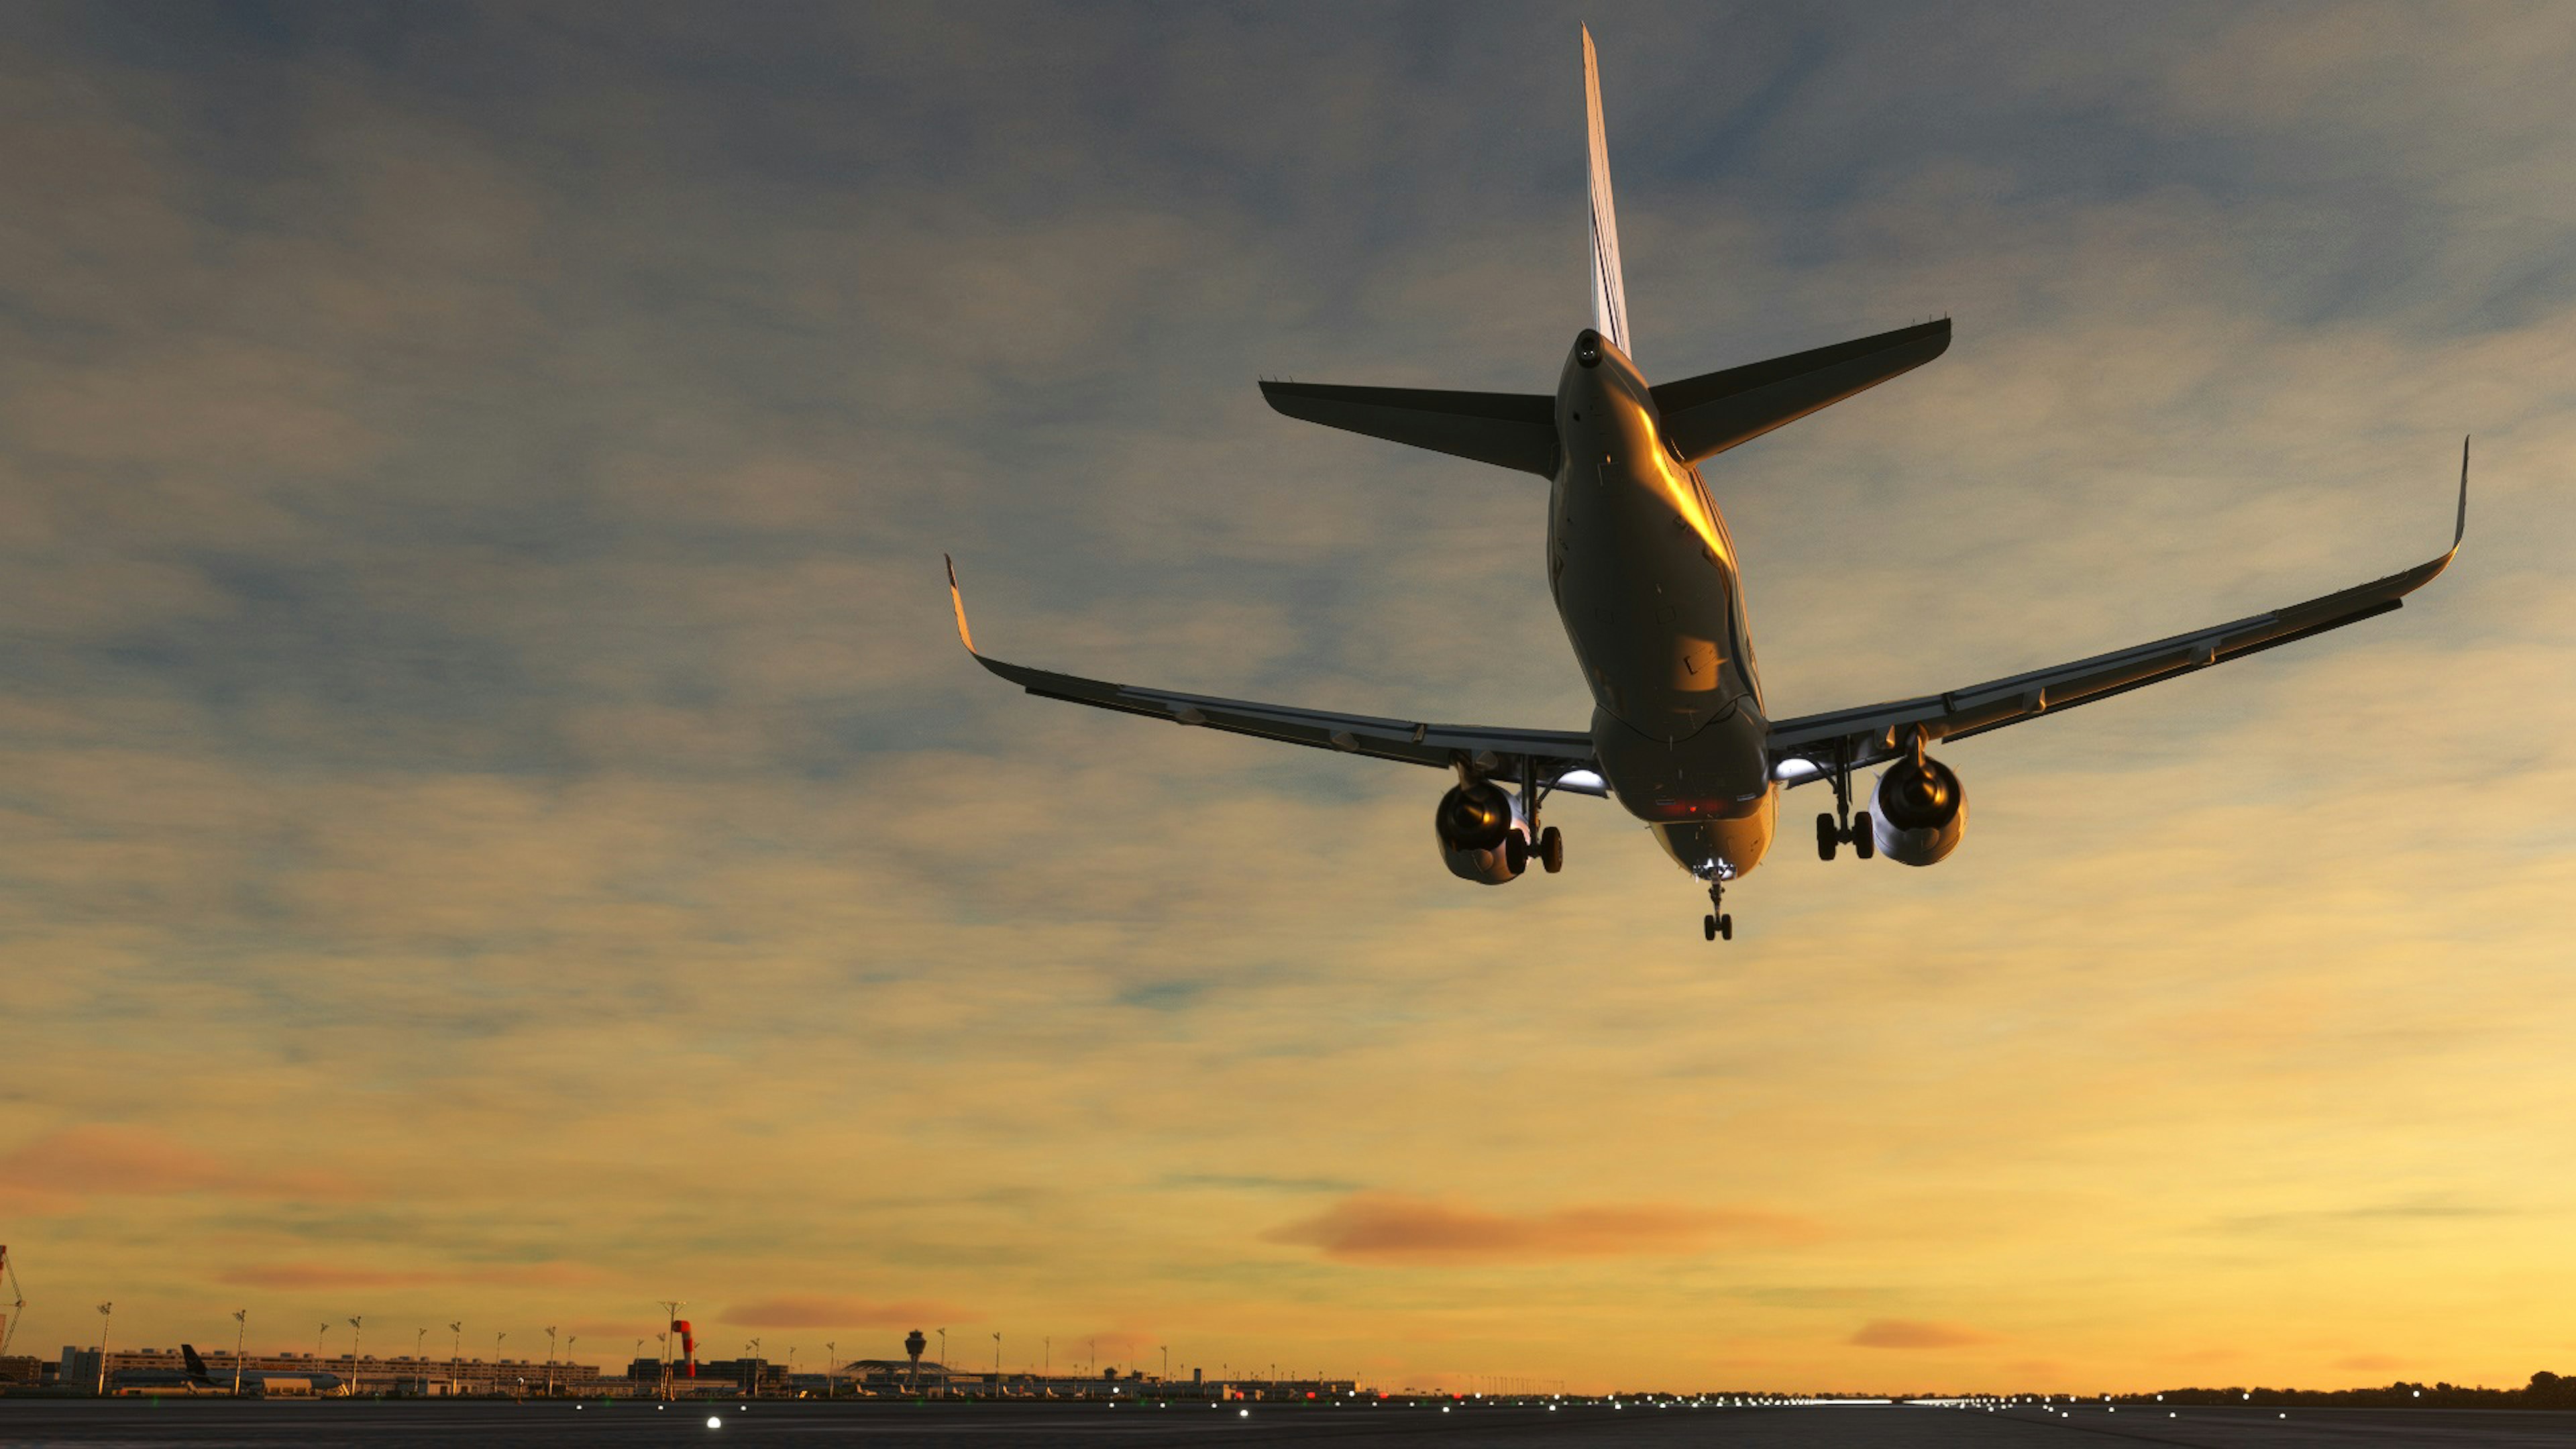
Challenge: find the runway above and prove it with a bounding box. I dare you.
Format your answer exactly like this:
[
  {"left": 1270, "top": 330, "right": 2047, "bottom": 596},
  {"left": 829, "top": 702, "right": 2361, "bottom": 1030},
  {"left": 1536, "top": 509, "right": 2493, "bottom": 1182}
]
[{"left": 7, "top": 1400, "right": 2576, "bottom": 1448}]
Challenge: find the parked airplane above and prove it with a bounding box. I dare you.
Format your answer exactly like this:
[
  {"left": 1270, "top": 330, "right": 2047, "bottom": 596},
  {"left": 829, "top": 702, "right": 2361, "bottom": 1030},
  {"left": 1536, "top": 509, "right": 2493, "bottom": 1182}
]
[{"left": 947, "top": 28, "right": 2466, "bottom": 941}]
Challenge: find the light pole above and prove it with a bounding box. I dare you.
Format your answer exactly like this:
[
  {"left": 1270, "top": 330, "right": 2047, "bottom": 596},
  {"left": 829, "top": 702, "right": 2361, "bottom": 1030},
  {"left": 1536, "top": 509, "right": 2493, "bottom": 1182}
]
[
  {"left": 824, "top": 1342, "right": 837, "bottom": 1399},
  {"left": 748, "top": 1337, "right": 762, "bottom": 1398},
  {"left": 1044, "top": 1336, "right": 1050, "bottom": 1380},
  {"left": 936, "top": 1328, "right": 947, "bottom": 1397},
  {"left": 347, "top": 1317, "right": 363, "bottom": 1397},
  {"left": 565, "top": 1335, "right": 576, "bottom": 1396},
  {"left": 415, "top": 1328, "right": 427, "bottom": 1395},
  {"left": 316, "top": 1322, "right": 331, "bottom": 1369},
  {"left": 94, "top": 1301, "right": 112, "bottom": 1395},
  {"left": 992, "top": 1332, "right": 1001, "bottom": 1396},
  {"left": 1160, "top": 1345, "right": 1168, "bottom": 1390},
  {"left": 494, "top": 1330, "right": 506, "bottom": 1397},
  {"left": 232, "top": 1310, "right": 248, "bottom": 1397},
  {"left": 448, "top": 1322, "right": 462, "bottom": 1397},
  {"left": 545, "top": 1326, "right": 557, "bottom": 1397}
]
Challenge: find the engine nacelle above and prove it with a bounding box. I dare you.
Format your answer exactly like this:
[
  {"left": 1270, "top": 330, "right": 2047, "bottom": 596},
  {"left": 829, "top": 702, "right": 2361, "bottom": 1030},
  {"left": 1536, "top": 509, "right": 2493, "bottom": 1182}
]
[
  {"left": 1871, "top": 755, "right": 1968, "bottom": 867},
  {"left": 1435, "top": 780, "right": 1530, "bottom": 885}
]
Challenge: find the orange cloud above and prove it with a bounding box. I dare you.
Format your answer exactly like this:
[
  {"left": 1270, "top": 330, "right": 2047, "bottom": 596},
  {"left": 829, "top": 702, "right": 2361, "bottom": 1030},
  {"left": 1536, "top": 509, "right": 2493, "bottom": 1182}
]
[
  {"left": 1263, "top": 1193, "right": 1814, "bottom": 1265},
  {"left": 1849, "top": 1320, "right": 1998, "bottom": 1349},
  {"left": 723, "top": 1295, "right": 976, "bottom": 1329},
  {"left": 2337, "top": 1353, "right": 2408, "bottom": 1371},
  {"left": 0, "top": 1124, "right": 360, "bottom": 1212}
]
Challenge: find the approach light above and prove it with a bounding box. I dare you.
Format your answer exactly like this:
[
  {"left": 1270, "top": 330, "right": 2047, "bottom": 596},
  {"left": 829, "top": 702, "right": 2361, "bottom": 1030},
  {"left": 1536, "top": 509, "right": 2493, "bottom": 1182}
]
[{"left": 706, "top": 1417, "right": 722, "bottom": 1429}]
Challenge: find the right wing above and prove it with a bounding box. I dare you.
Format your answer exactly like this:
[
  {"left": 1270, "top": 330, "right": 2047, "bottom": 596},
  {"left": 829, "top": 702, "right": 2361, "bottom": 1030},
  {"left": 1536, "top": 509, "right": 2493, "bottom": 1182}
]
[
  {"left": 1767, "top": 441, "right": 2471, "bottom": 782},
  {"left": 945, "top": 559, "right": 1605, "bottom": 794}
]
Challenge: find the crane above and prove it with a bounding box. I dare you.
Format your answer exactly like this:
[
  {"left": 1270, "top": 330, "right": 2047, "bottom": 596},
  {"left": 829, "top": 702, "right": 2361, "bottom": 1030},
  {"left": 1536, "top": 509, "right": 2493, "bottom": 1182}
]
[{"left": 0, "top": 1244, "right": 24, "bottom": 1356}]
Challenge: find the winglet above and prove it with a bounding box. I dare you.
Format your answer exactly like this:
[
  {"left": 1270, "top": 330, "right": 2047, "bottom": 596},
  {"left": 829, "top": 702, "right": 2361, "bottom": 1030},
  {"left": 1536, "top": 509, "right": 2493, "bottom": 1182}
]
[
  {"left": 2454, "top": 434, "right": 2470, "bottom": 552},
  {"left": 943, "top": 553, "right": 979, "bottom": 655}
]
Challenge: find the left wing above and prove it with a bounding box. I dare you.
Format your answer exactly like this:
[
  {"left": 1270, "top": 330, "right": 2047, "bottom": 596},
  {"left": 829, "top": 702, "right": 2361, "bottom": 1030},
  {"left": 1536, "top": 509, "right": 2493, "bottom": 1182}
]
[
  {"left": 1768, "top": 441, "right": 2471, "bottom": 785},
  {"left": 946, "top": 558, "right": 1605, "bottom": 794}
]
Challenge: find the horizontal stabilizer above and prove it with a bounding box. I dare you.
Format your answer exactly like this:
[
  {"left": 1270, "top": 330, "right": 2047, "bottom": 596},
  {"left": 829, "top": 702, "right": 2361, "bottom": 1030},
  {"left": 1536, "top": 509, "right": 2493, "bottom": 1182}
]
[
  {"left": 1651, "top": 318, "right": 1949, "bottom": 464},
  {"left": 1259, "top": 381, "right": 1558, "bottom": 476}
]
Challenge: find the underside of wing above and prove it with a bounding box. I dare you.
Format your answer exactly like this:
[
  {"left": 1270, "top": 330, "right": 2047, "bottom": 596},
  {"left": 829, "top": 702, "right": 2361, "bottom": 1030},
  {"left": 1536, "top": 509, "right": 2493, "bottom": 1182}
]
[
  {"left": 945, "top": 559, "right": 1603, "bottom": 794},
  {"left": 1768, "top": 441, "right": 2471, "bottom": 784}
]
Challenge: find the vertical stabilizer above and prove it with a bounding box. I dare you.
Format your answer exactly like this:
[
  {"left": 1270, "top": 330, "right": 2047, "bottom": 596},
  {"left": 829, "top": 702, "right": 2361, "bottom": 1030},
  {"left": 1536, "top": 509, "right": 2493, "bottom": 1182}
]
[{"left": 1582, "top": 26, "right": 1632, "bottom": 360}]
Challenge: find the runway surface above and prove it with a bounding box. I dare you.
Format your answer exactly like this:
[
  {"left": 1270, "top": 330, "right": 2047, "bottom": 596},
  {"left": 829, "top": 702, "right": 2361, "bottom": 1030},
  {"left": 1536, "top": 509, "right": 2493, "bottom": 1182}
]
[{"left": 8, "top": 1399, "right": 2576, "bottom": 1447}]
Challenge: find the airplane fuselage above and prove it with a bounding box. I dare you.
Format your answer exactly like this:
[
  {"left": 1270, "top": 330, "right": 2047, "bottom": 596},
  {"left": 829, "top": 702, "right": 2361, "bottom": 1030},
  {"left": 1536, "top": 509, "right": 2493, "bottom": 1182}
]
[{"left": 1550, "top": 329, "right": 1778, "bottom": 881}]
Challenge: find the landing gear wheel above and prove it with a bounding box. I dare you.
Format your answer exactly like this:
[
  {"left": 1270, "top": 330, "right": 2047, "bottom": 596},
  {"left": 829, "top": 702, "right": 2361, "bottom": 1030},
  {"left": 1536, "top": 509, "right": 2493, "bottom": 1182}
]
[
  {"left": 1851, "top": 811, "right": 1876, "bottom": 860},
  {"left": 1538, "top": 826, "right": 1564, "bottom": 873},
  {"left": 1719, "top": 914, "right": 1733, "bottom": 941},
  {"left": 1816, "top": 812, "right": 1838, "bottom": 861},
  {"left": 1703, "top": 914, "right": 1719, "bottom": 942}
]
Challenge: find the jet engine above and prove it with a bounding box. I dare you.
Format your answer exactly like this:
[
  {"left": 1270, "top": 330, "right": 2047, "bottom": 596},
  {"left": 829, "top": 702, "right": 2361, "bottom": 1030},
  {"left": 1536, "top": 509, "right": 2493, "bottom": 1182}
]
[
  {"left": 1436, "top": 779, "right": 1529, "bottom": 885},
  {"left": 1870, "top": 755, "right": 1968, "bottom": 867}
]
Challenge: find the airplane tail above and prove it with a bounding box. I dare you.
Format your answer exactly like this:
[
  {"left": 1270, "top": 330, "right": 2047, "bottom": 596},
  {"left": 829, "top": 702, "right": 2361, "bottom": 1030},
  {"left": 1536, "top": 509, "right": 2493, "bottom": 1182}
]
[
  {"left": 1258, "top": 30, "right": 1947, "bottom": 475},
  {"left": 1583, "top": 25, "right": 1631, "bottom": 360},
  {"left": 182, "top": 1344, "right": 212, "bottom": 1382}
]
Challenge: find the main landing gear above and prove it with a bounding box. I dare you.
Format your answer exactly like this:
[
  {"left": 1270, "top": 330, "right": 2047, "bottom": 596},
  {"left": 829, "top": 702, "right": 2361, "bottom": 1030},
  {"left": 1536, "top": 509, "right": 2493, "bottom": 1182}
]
[
  {"left": 1508, "top": 754, "right": 1566, "bottom": 876},
  {"left": 1703, "top": 879, "right": 1732, "bottom": 942},
  {"left": 1814, "top": 743, "right": 1874, "bottom": 862}
]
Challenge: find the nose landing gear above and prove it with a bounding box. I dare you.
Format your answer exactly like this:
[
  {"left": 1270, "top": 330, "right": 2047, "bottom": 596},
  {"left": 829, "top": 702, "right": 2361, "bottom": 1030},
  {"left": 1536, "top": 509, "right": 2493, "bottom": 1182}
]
[{"left": 1702, "top": 880, "right": 1733, "bottom": 942}]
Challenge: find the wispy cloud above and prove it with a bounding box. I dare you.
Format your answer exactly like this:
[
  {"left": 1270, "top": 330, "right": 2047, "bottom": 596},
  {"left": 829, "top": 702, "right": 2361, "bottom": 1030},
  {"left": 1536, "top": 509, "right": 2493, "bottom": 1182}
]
[
  {"left": 1264, "top": 1193, "right": 1815, "bottom": 1265},
  {"left": 722, "top": 1297, "right": 976, "bottom": 1330},
  {"left": 1849, "top": 1320, "right": 1998, "bottom": 1350},
  {"left": 0, "top": 1126, "right": 361, "bottom": 1214}
]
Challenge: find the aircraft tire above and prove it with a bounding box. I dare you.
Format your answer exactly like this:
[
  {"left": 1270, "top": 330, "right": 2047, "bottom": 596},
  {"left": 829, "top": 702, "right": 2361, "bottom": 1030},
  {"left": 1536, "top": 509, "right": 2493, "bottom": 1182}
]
[
  {"left": 1719, "top": 914, "right": 1733, "bottom": 941},
  {"left": 1703, "top": 914, "right": 1719, "bottom": 941},
  {"left": 1851, "top": 812, "right": 1876, "bottom": 859},
  {"left": 1816, "top": 812, "right": 1838, "bottom": 860},
  {"left": 1539, "top": 826, "right": 1564, "bottom": 873}
]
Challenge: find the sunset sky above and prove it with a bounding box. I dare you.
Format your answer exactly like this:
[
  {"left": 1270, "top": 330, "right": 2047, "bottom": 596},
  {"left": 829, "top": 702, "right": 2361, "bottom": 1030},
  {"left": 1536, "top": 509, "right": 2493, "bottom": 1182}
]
[{"left": 3, "top": 1, "right": 2573, "bottom": 1395}]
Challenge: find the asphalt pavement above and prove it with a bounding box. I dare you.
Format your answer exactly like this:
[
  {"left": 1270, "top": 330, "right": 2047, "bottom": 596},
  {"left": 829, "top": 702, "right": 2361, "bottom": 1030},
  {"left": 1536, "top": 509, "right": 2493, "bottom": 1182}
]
[{"left": 6, "top": 1399, "right": 2576, "bottom": 1448}]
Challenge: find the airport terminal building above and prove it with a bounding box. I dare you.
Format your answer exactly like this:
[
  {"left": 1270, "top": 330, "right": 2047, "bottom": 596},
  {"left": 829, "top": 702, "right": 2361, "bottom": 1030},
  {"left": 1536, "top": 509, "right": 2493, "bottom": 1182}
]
[{"left": 63, "top": 1346, "right": 606, "bottom": 1397}]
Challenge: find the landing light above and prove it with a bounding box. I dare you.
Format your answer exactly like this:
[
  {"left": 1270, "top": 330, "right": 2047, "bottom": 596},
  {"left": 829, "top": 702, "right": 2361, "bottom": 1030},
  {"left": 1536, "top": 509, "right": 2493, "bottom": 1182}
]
[
  {"left": 1773, "top": 758, "right": 1821, "bottom": 782},
  {"left": 1556, "top": 769, "right": 1605, "bottom": 792},
  {"left": 705, "top": 1416, "right": 722, "bottom": 1428}
]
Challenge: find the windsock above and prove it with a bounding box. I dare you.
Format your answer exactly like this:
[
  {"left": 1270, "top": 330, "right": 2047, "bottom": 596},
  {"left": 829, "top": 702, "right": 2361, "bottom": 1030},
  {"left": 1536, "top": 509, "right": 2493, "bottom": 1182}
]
[{"left": 672, "top": 1320, "right": 696, "bottom": 1377}]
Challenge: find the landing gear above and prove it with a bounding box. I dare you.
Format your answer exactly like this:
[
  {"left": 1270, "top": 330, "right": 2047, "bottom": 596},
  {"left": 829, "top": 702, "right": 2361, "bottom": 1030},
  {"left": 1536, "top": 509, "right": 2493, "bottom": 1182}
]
[
  {"left": 1818, "top": 743, "right": 1876, "bottom": 860},
  {"left": 1511, "top": 756, "right": 1567, "bottom": 878},
  {"left": 1701, "top": 881, "right": 1733, "bottom": 942}
]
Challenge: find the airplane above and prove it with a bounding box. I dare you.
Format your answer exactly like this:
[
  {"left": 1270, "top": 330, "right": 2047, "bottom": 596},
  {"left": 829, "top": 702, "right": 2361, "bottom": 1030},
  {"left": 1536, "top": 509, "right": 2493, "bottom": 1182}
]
[{"left": 945, "top": 27, "right": 2467, "bottom": 943}]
